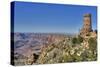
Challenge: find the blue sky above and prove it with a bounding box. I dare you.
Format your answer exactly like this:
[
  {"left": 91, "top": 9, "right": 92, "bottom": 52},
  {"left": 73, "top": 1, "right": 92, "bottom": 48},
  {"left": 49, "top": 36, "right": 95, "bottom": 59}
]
[{"left": 13, "top": 1, "right": 97, "bottom": 34}]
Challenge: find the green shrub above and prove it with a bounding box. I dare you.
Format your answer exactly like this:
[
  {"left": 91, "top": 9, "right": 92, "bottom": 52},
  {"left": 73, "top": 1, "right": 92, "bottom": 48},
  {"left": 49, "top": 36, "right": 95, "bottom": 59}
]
[
  {"left": 72, "top": 37, "right": 78, "bottom": 44},
  {"left": 72, "top": 36, "right": 83, "bottom": 44},
  {"left": 78, "top": 35, "right": 83, "bottom": 43},
  {"left": 88, "top": 37, "right": 97, "bottom": 51}
]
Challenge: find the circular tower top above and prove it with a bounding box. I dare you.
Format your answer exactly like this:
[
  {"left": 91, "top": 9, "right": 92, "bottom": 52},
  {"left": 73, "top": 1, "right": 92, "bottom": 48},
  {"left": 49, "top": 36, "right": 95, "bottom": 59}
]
[{"left": 84, "top": 13, "right": 91, "bottom": 17}]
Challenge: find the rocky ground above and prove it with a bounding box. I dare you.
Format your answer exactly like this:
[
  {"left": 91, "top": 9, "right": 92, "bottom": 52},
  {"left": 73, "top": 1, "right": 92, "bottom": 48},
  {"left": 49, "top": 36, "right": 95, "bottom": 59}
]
[
  {"left": 12, "top": 33, "right": 97, "bottom": 65},
  {"left": 36, "top": 36, "right": 97, "bottom": 64}
]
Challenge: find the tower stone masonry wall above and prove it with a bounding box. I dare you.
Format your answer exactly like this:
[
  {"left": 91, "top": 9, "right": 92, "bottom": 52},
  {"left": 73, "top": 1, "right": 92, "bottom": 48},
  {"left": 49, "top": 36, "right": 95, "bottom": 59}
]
[{"left": 80, "top": 13, "right": 92, "bottom": 37}]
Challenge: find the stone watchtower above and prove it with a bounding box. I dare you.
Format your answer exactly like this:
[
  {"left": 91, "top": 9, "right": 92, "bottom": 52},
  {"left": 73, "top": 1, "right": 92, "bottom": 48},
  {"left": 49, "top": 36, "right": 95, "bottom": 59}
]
[{"left": 80, "top": 13, "right": 92, "bottom": 37}]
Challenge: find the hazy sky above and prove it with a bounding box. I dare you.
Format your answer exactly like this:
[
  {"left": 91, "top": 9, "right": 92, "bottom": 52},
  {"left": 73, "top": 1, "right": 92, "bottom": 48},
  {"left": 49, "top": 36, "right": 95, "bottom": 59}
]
[{"left": 13, "top": 1, "right": 97, "bottom": 33}]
